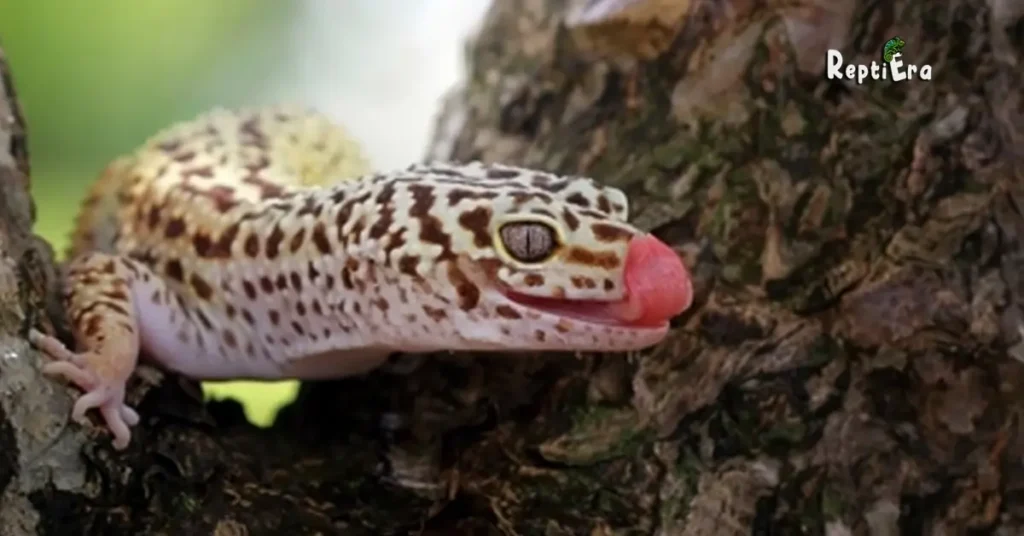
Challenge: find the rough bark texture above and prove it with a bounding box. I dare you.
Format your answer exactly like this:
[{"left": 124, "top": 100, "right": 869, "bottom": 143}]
[{"left": 3, "top": 0, "right": 1024, "bottom": 534}]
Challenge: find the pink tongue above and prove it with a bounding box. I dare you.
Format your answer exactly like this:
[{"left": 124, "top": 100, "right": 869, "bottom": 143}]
[{"left": 619, "top": 234, "right": 693, "bottom": 325}]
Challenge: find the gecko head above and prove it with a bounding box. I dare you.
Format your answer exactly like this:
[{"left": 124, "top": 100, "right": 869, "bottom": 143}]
[{"left": 403, "top": 163, "right": 693, "bottom": 352}]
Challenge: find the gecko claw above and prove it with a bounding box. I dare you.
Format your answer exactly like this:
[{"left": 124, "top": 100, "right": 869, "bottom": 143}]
[{"left": 28, "top": 328, "right": 137, "bottom": 450}]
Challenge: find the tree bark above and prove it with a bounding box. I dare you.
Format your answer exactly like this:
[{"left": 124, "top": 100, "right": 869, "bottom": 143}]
[{"left": 4, "top": 0, "right": 1024, "bottom": 534}]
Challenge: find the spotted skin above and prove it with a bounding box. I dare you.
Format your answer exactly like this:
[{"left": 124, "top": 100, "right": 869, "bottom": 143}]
[{"left": 29, "top": 106, "right": 692, "bottom": 450}]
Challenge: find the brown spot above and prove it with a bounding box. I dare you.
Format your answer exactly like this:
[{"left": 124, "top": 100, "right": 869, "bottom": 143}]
[
  {"left": 591, "top": 222, "right": 633, "bottom": 243},
  {"left": 372, "top": 298, "right": 390, "bottom": 311},
  {"left": 192, "top": 233, "right": 212, "bottom": 257},
  {"left": 290, "top": 272, "right": 303, "bottom": 291},
  {"left": 102, "top": 288, "right": 128, "bottom": 301},
  {"left": 570, "top": 276, "right": 597, "bottom": 289},
  {"left": 190, "top": 273, "right": 214, "bottom": 300},
  {"left": 565, "top": 247, "right": 620, "bottom": 269},
  {"left": 196, "top": 309, "right": 213, "bottom": 331},
  {"left": 268, "top": 310, "right": 280, "bottom": 325},
  {"left": 383, "top": 229, "right": 407, "bottom": 261},
  {"left": 291, "top": 321, "right": 305, "bottom": 336},
  {"left": 259, "top": 276, "right": 274, "bottom": 293},
  {"left": 147, "top": 206, "right": 161, "bottom": 229},
  {"left": 367, "top": 183, "right": 396, "bottom": 240},
  {"left": 275, "top": 274, "right": 287, "bottom": 290},
  {"left": 596, "top": 194, "right": 611, "bottom": 214},
  {"left": 307, "top": 261, "right": 321, "bottom": 281},
  {"left": 206, "top": 185, "right": 239, "bottom": 212},
  {"left": 173, "top": 151, "right": 196, "bottom": 163},
  {"left": 555, "top": 319, "right": 571, "bottom": 333},
  {"left": 244, "top": 234, "right": 260, "bottom": 257},
  {"left": 324, "top": 274, "right": 335, "bottom": 290},
  {"left": 311, "top": 222, "right": 331, "bottom": 254},
  {"left": 265, "top": 224, "right": 284, "bottom": 259},
  {"left": 523, "top": 273, "right": 545, "bottom": 287},
  {"left": 341, "top": 258, "right": 359, "bottom": 290},
  {"left": 448, "top": 189, "right": 498, "bottom": 205},
  {"left": 486, "top": 167, "right": 520, "bottom": 179},
  {"left": 535, "top": 329, "right": 546, "bottom": 342},
  {"left": 243, "top": 280, "right": 257, "bottom": 300},
  {"left": 495, "top": 305, "right": 522, "bottom": 319},
  {"left": 101, "top": 260, "right": 116, "bottom": 274},
  {"left": 349, "top": 215, "right": 366, "bottom": 241},
  {"left": 422, "top": 305, "right": 447, "bottom": 322},
  {"left": 562, "top": 208, "right": 580, "bottom": 231},
  {"left": 223, "top": 329, "right": 237, "bottom": 349},
  {"left": 458, "top": 206, "right": 492, "bottom": 248},
  {"left": 398, "top": 255, "right": 419, "bottom": 277},
  {"left": 158, "top": 139, "right": 182, "bottom": 152},
  {"left": 83, "top": 316, "right": 102, "bottom": 337},
  {"left": 604, "top": 278, "right": 615, "bottom": 291},
  {"left": 150, "top": 289, "right": 161, "bottom": 304},
  {"left": 245, "top": 342, "right": 254, "bottom": 356},
  {"left": 296, "top": 302, "right": 306, "bottom": 316},
  {"left": 165, "top": 259, "right": 184, "bottom": 282},
  {"left": 182, "top": 165, "right": 215, "bottom": 180},
  {"left": 296, "top": 197, "right": 323, "bottom": 218},
  {"left": 244, "top": 176, "right": 285, "bottom": 199},
  {"left": 289, "top": 227, "right": 306, "bottom": 252},
  {"left": 311, "top": 300, "right": 323, "bottom": 315},
  {"left": 447, "top": 265, "right": 480, "bottom": 311},
  {"left": 242, "top": 309, "right": 255, "bottom": 326},
  {"left": 408, "top": 184, "right": 455, "bottom": 260},
  {"left": 565, "top": 192, "right": 590, "bottom": 208},
  {"left": 225, "top": 304, "right": 236, "bottom": 319}
]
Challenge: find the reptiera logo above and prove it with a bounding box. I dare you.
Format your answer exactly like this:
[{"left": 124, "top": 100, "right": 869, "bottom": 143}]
[{"left": 825, "top": 37, "right": 933, "bottom": 84}]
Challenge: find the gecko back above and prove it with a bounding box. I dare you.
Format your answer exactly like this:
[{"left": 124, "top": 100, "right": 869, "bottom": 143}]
[{"left": 66, "top": 106, "right": 372, "bottom": 259}]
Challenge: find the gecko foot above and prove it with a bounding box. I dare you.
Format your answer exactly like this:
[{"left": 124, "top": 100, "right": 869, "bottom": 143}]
[{"left": 28, "top": 329, "right": 140, "bottom": 450}]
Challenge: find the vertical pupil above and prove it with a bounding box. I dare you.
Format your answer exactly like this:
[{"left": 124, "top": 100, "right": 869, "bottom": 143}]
[{"left": 502, "top": 223, "right": 553, "bottom": 262}]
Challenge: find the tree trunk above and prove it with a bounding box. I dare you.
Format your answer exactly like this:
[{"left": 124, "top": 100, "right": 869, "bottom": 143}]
[{"left": 4, "top": 0, "right": 1024, "bottom": 534}]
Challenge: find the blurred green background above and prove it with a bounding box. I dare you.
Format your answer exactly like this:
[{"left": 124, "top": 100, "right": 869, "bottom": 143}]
[{"left": 0, "top": 0, "right": 305, "bottom": 427}]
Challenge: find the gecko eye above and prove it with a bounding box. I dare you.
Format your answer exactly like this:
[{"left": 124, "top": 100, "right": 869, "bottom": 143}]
[{"left": 499, "top": 221, "right": 558, "bottom": 263}]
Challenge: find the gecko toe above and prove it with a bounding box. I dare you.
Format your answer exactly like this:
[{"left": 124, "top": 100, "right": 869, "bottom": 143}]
[
  {"left": 120, "top": 405, "right": 140, "bottom": 426},
  {"left": 29, "top": 329, "right": 81, "bottom": 363},
  {"left": 70, "top": 389, "right": 111, "bottom": 424},
  {"left": 101, "top": 402, "right": 133, "bottom": 450},
  {"left": 67, "top": 385, "right": 135, "bottom": 449},
  {"left": 42, "top": 361, "right": 98, "bottom": 391}
]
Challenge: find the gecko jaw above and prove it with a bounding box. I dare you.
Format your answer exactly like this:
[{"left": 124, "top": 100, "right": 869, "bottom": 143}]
[{"left": 500, "top": 288, "right": 669, "bottom": 330}]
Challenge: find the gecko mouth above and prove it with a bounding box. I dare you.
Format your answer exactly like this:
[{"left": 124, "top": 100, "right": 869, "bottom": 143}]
[
  {"left": 491, "top": 233, "right": 693, "bottom": 330},
  {"left": 501, "top": 289, "right": 668, "bottom": 329}
]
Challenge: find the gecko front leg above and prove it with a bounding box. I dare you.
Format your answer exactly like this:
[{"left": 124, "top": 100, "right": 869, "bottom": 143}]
[{"left": 30, "top": 252, "right": 151, "bottom": 449}]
